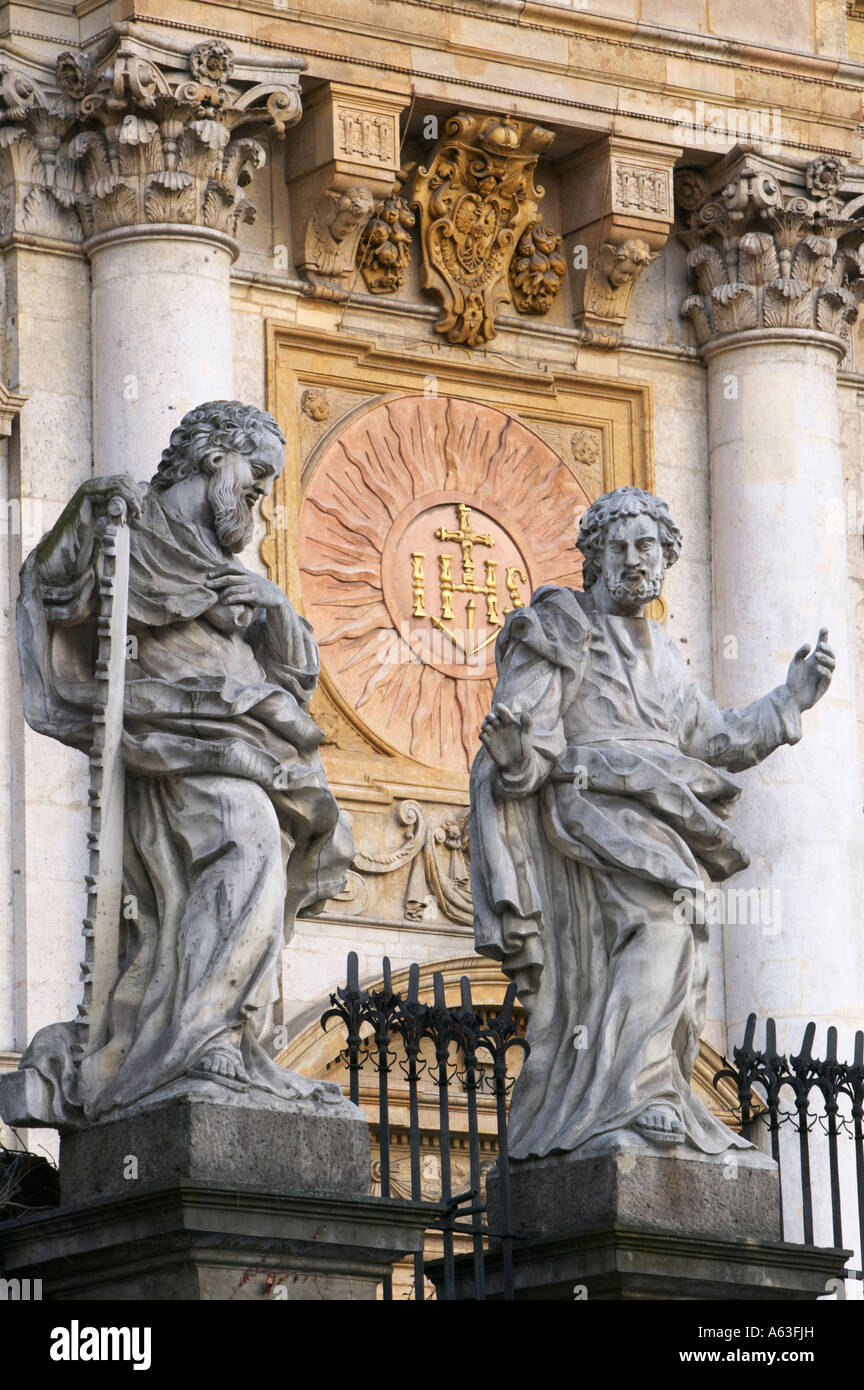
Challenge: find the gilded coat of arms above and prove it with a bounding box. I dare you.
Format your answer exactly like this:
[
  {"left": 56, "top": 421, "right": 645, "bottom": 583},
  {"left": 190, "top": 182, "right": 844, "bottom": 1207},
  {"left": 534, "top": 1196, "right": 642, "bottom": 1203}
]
[{"left": 410, "top": 113, "right": 555, "bottom": 347}]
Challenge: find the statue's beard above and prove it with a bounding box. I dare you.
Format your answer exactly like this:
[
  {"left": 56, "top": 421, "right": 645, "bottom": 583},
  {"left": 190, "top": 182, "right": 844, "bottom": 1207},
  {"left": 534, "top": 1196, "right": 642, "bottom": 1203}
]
[
  {"left": 604, "top": 563, "right": 665, "bottom": 614},
  {"left": 207, "top": 468, "right": 254, "bottom": 554}
]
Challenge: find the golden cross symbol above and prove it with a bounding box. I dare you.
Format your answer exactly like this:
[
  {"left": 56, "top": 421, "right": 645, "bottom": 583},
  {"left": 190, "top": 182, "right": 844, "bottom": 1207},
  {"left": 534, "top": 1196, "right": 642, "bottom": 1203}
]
[{"left": 434, "top": 504, "right": 494, "bottom": 592}]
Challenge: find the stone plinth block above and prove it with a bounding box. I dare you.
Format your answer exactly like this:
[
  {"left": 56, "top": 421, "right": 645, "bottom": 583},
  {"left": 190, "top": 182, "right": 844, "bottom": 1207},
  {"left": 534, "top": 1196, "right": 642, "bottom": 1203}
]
[
  {"left": 491, "top": 1136, "right": 782, "bottom": 1244},
  {"left": 57, "top": 1096, "right": 369, "bottom": 1205},
  {"left": 0, "top": 1184, "right": 431, "bottom": 1301},
  {"left": 457, "top": 1139, "right": 850, "bottom": 1300},
  {"left": 0, "top": 1099, "right": 433, "bottom": 1300}
]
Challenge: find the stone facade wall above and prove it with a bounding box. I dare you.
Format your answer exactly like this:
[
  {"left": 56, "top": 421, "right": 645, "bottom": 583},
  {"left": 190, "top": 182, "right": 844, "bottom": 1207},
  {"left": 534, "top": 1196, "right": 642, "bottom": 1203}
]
[{"left": 2, "top": 0, "right": 864, "bottom": 1133}]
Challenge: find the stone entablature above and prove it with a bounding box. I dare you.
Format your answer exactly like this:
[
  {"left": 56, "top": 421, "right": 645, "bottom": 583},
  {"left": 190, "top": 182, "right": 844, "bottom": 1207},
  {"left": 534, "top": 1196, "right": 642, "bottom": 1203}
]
[
  {"left": 0, "top": 28, "right": 303, "bottom": 246},
  {"left": 677, "top": 147, "right": 864, "bottom": 347}
]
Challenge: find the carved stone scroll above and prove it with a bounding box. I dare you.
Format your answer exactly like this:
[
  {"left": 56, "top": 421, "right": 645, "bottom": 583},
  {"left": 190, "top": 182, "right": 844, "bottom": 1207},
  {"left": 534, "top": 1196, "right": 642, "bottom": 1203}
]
[{"left": 350, "top": 800, "right": 472, "bottom": 926}]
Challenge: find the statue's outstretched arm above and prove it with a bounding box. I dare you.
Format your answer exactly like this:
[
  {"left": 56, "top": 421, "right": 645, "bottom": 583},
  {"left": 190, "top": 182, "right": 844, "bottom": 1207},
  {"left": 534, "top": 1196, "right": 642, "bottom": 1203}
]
[{"left": 679, "top": 630, "right": 834, "bottom": 773}]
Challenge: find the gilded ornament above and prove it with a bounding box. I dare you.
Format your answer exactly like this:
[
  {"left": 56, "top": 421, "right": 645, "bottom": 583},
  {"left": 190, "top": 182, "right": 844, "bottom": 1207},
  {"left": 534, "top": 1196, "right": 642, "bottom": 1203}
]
[{"left": 409, "top": 111, "right": 555, "bottom": 346}]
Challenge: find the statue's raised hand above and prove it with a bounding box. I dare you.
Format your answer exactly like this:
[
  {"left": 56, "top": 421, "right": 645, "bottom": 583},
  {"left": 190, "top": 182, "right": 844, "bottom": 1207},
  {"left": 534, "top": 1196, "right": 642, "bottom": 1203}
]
[
  {"left": 786, "top": 628, "right": 835, "bottom": 712},
  {"left": 35, "top": 474, "right": 144, "bottom": 576},
  {"left": 75, "top": 474, "right": 144, "bottom": 521},
  {"left": 479, "top": 704, "right": 532, "bottom": 770}
]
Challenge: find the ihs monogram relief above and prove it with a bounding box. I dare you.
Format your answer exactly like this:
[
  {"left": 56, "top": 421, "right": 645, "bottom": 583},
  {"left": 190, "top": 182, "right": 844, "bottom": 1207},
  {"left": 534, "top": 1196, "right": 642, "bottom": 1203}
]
[
  {"left": 410, "top": 113, "right": 556, "bottom": 346},
  {"left": 409, "top": 503, "right": 529, "bottom": 662},
  {"left": 298, "top": 396, "right": 589, "bottom": 773}
]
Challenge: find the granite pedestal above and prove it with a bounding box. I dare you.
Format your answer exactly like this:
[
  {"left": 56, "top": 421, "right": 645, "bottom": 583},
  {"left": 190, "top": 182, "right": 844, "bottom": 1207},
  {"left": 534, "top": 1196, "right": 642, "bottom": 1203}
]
[{"left": 0, "top": 1096, "right": 432, "bottom": 1300}]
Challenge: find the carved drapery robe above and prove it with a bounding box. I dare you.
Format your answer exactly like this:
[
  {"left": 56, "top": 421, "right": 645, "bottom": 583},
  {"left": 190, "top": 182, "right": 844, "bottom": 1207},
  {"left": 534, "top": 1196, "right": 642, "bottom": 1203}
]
[
  {"left": 16, "top": 491, "right": 354, "bottom": 1124},
  {"left": 470, "top": 586, "right": 802, "bottom": 1159}
]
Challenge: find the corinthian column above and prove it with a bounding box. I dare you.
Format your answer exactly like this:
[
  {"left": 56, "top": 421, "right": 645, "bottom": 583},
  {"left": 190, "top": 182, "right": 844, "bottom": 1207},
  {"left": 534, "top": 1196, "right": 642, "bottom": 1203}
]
[
  {"left": 678, "top": 149, "right": 864, "bottom": 1055},
  {"left": 54, "top": 34, "right": 303, "bottom": 480}
]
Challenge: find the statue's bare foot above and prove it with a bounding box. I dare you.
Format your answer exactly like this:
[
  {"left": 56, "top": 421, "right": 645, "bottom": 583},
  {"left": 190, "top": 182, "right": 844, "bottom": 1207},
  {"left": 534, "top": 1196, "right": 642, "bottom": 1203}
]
[
  {"left": 193, "top": 1041, "right": 250, "bottom": 1088},
  {"left": 633, "top": 1104, "right": 685, "bottom": 1144}
]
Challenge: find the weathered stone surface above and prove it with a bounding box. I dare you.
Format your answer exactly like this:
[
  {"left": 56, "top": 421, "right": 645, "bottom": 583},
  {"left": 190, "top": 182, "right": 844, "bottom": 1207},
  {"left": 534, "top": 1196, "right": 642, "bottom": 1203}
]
[
  {"left": 0, "top": 1097, "right": 431, "bottom": 1301},
  {"left": 471, "top": 484, "right": 835, "bottom": 1161},
  {"left": 0, "top": 1184, "right": 431, "bottom": 1301},
  {"left": 437, "top": 1227, "right": 850, "bottom": 1302},
  {"left": 445, "top": 1141, "right": 849, "bottom": 1301},
  {"left": 3, "top": 401, "right": 355, "bottom": 1130},
  {"left": 488, "top": 1138, "right": 781, "bottom": 1243},
  {"left": 58, "top": 1095, "right": 370, "bottom": 1205}
]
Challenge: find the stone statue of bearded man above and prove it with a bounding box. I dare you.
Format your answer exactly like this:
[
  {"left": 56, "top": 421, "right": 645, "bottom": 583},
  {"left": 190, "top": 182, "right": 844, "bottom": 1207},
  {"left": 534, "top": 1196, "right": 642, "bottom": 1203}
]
[
  {"left": 7, "top": 401, "right": 355, "bottom": 1127},
  {"left": 470, "top": 486, "right": 834, "bottom": 1159}
]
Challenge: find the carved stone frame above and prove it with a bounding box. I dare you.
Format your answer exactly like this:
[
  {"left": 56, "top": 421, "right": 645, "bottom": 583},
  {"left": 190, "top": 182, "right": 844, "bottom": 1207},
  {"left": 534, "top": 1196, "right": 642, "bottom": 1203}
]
[{"left": 265, "top": 321, "right": 655, "bottom": 808}]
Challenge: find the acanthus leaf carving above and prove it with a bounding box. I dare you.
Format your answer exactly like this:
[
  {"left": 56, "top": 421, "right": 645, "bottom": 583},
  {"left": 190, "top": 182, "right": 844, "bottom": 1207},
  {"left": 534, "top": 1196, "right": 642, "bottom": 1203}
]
[
  {"left": 0, "top": 31, "right": 304, "bottom": 244},
  {"left": 677, "top": 149, "right": 864, "bottom": 345}
]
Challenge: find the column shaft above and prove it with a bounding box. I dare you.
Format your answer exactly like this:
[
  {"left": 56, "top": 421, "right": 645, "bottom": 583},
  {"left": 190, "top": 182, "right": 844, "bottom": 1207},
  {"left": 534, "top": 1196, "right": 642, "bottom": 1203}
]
[
  {"left": 87, "top": 227, "right": 235, "bottom": 481},
  {"left": 705, "top": 329, "right": 864, "bottom": 1053}
]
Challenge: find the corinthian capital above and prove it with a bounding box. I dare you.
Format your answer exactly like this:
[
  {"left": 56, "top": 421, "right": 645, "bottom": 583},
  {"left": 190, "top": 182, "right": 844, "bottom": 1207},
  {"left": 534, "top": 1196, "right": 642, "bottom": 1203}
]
[
  {"left": 0, "top": 30, "right": 304, "bottom": 245},
  {"left": 677, "top": 146, "right": 864, "bottom": 347}
]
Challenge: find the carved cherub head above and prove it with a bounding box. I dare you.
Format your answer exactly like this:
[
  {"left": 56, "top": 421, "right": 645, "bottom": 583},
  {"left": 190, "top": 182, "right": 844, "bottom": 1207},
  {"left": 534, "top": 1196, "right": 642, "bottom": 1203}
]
[
  {"left": 328, "top": 187, "right": 375, "bottom": 242},
  {"left": 603, "top": 238, "right": 657, "bottom": 288},
  {"left": 150, "top": 401, "right": 286, "bottom": 553},
  {"left": 577, "top": 486, "right": 682, "bottom": 615}
]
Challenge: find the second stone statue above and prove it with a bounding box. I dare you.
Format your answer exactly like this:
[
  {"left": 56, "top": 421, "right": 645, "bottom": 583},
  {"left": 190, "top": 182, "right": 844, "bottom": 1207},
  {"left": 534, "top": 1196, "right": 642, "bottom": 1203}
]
[{"left": 471, "top": 485, "right": 835, "bottom": 1160}]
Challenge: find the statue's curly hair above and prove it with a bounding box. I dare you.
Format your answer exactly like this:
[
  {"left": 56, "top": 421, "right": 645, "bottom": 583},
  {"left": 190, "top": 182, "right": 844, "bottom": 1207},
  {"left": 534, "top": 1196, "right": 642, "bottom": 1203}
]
[
  {"left": 576, "top": 486, "right": 682, "bottom": 589},
  {"left": 150, "top": 401, "right": 286, "bottom": 492}
]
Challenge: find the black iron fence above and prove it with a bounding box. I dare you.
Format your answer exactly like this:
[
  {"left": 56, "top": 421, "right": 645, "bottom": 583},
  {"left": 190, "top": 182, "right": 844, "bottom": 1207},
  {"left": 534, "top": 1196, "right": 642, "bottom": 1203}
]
[
  {"left": 716, "top": 1015, "right": 864, "bottom": 1282},
  {"left": 320, "top": 951, "right": 528, "bottom": 1300}
]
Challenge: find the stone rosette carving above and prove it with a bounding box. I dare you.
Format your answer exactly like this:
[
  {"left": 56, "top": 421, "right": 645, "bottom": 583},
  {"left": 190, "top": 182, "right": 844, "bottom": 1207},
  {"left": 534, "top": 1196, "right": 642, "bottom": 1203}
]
[
  {"left": 508, "top": 220, "right": 566, "bottom": 315},
  {"left": 410, "top": 112, "right": 555, "bottom": 346},
  {"left": 188, "top": 40, "right": 235, "bottom": 87},
  {"left": 300, "top": 184, "right": 375, "bottom": 298},
  {"left": 0, "top": 31, "right": 303, "bottom": 244},
  {"left": 298, "top": 395, "right": 589, "bottom": 774},
  {"left": 678, "top": 148, "right": 864, "bottom": 345},
  {"left": 357, "top": 180, "right": 415, "bottom": 294}
]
